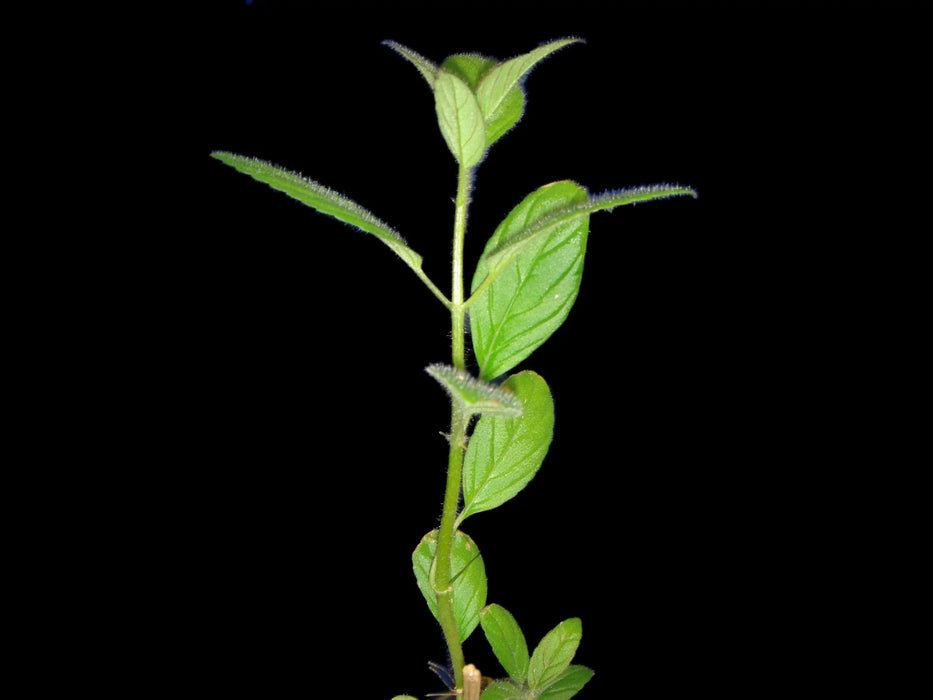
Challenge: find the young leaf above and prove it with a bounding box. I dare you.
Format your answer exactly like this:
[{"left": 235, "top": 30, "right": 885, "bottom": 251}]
[
  {"left": 475, "top": 39, "right": 582, "bottom": 146},
  {"left": 441, "top": 53, "right": 498, "bottom": 89},
  {"left": 413, "top": 529, "right": 487, "bottom": 643},
  {"left": 527, "top": 618, "right": 583, "bottom": 692},
  {"left": 457, "top": 371, "right": 554, "bottom": 526},
  {"left": 210, "top": 151, "right": 423, "bottom": 272},
  {"left": 469, "top": 181, "right": 589, "bottom": 381},
  {"left": 480, "top": 604, "right": 530, "bottom": 685},
  {"left": 382, "top": 40, "right": 438, "bottom": 86},
  {"left": 434, "top": 71, "right": 487, "bottom": 168},
  {"left": 426, "top": 364, "right": 523, "bottom": 419},
  {"left": 480, "top": 680, "right": 527, "bottom": 700},
  {"left": 535, "top": 665, "right": 594, "bottom": 700}
]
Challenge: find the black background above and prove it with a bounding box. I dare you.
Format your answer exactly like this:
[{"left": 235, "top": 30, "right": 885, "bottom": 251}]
[{"left": 165, "top": 1, "right": 917, "bottom": 697}]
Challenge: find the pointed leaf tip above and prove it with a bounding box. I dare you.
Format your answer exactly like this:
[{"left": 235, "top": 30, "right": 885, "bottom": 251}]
[
  {"left": 210, "top": 151, "right": 424, "bottom": 270},
  {"left": 383, "top": 40, "right": 438, "bottom": 86}
]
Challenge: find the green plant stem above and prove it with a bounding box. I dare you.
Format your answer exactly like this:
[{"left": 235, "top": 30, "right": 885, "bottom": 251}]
[
  {"left": 414, "top": 265, "right": 452, "bottom": 309},
  {"left": 433, "top": 164, "right": 475, "bottom": 691},
  {"left": 450, "top": 165, "right": 473, "bottom": 372},
  {"left": 434, "top": 407, "right": 469, "bottom": 689}
]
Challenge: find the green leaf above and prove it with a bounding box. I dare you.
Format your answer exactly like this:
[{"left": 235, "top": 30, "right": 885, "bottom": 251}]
[
  {"left": 413, "top": 529, "right": 487, "bottom": 643},
  {"left": 390, "top": 696, "right": 419, "bottom": 700},
  {"left": 469, "top": 182, "right": 697, "bottom": 379},
  {"left": 536, "top": 665, "right": 594, "bottom": 700},
  {"left": 426, "top": 364, "right": 523, "bottom": 420},
  {"left": 527, "top": 618, "right": 583, "bottom": 691},
  {"left": 383, "top": 40, "right": 438, "bottom": 86},
  {"left": 475, "top": 39, "right": 582, "bottom": 146},
  {"left": 441, "top": 53, "right": 498, "bottom": 89},
  {"left": 480, "top": 604, "right": 529, "bottom": 684},
  {"left": 457, "top": 371, "right": 554, "bottom": 526},
  {"left": 210, "top": 151, "right": 423, "bottom": 271},
  {"left": 482, "top": 184, "right": 698, "bottom": 278},
  {"left": 481, "top": 680, "right": 527, "bottom": 700},
  {"left": 434, "top": 71, "right": 487, "bottom": 168},
  {"left": 469, "top": 181, "right": 589, "bottom": 381}
]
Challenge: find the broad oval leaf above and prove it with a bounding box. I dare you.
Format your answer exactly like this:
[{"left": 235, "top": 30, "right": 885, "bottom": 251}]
[
  {"left": 536, "top": 665, "right": 594, "bottom": 700},
  {"left": 470, "top": 181, "right": 589, "bottom": 381},
  {"left": 457, "top": 371, "right": 554, "bottom": 526},
  {"left": 412, "top": 529, "right": 487, "bottom": 643},
  {"left": 480, "top": 604, "right": 530, "bottom": 685},
  {"left": 527, "top": 618, "right": 583, "bottom": 691},
  {"left": 210, "top": 151, "right": 423, "bottom": 271},
  {"left": 434, "top": 71, "right": 487, "bottom": 168}
]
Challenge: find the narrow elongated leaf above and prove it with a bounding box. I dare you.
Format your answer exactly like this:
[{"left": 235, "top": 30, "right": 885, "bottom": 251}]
[
  {"left": 480, "top": 604, "right": 530, "bottom": 684},
  {"left": 457, "top": 372, "right": 554, "bottom": 526},
  {"left": 434, "top": 71, "right": 487, "bottom": 168},
  {"left": 536, "top": 665, "right": 594, "bottom": 700},
  {"left": 475, "top": 39, "right": 581, "bottom": 145},
  {"left": 483, "top": 184, "right": 698, "bottom": 277},
  {"left": 426, "top": 364, "right": 523, "bottom": 419},
  {"left": 413, "top": 529, "right": 487, "bottom": 643},
  {"left": 469, "top": 181, "right": 589, "bottom": 381},
  {"left": 210, "top": 151, "right": 423, "bottom": 271},
  {"left": 527, "top": 618, "right": 582, "bottom": 691},
  {"left": 382, "top": 40, "right": 438, "bottom": 86}
]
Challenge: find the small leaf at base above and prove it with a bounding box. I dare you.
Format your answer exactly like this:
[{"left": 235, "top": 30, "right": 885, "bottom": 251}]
[
  {"left": 480, "top": 604, "right": 530, "bottom": 685},
  {"left": 527, "top": 618, "right": 583, "bottom": 691}
]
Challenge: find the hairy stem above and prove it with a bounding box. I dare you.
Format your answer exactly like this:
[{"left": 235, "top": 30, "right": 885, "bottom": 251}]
[
  {"left": 434, "top": 163, "right": 475, "bottom": 690},
  {"left": 451, "top": 165, "right": 473, "bottom": 371}
]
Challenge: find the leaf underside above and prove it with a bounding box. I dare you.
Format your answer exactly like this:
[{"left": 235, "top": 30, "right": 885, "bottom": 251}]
[
  {"left": 413, "top": 529, "right": 487, "bottom": 643},
  {"left": 210, "top": 151, "right": 423, "bottom": 270}
]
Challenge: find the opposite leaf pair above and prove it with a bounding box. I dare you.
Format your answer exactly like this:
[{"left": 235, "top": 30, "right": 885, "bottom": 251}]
[
  {"left": 480, "top": 604, "right": 592, "bottom": 700},
  {"left": 384, "top": 39, "right": 582, "bottom": 167}
]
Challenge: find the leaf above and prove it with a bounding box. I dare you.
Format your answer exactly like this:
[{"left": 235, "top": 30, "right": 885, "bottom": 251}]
[
  {"left": 475, "top": 39, "right": 582, "bottom": 146},
  {"left": 527, "top": 618, "right": 583, "bottom": 692},
  {"left": 426, "top": 364, "right": 523, "bottom": 419},
  {"left": 469, "top": 181, "right": 589, "bottom": 381},
  {"left": 441, "top": 53, "right": 498, "bottom": 89},
  {"left": 482, "top": 184, "right": 698, "bottom": 277},
  {"left": 382, "top": 40, "right": 438, "bottom": 86},
  {"left": 434, "top": 71, "right": 487, "bottom": 168},
  {"left": 481, "top": 680, "right": 528, "bottom": 700},
  {"left": 469, "top": 182, "right": 697, "bottom": 380},
  {"left": 210, "top": 151, "right": 423, "bottom": 271},
  {"left": 535, "top": 665, "right": 594, "bottom": 700},
  {"left": 390, "top": 696, "right": 419, "bottom": 700},
  {"left": 413, "top": 529, "right": 487, "bottom": 643},
  {"left": 480, "top": 604, "right": 529, "bottom": 685},
  {"left": 457, "top": 371, "right": 554, "bottom": 526}
]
